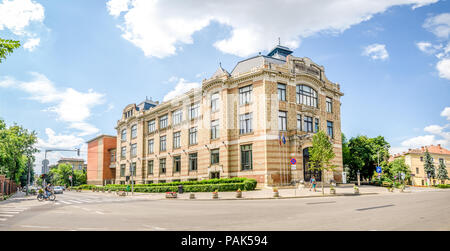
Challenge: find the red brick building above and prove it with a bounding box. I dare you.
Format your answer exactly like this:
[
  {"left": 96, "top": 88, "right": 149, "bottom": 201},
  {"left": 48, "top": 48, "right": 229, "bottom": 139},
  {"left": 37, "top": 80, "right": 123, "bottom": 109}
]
[{"left": 86, "top": 135, "right": 117, "bottom": 185}]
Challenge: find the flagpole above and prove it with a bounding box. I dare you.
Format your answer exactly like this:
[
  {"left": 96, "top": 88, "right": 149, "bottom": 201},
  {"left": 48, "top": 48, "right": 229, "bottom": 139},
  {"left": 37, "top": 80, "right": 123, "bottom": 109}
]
[{"left": 279, "top": 132, "right": 282, "bottom": 187}]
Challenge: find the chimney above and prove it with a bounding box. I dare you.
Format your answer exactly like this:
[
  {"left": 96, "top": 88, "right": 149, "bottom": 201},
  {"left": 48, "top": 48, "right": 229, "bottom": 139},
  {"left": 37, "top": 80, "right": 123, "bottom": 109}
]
[{"left": 438, "top": 144, "right": 441, "bottom": 148}]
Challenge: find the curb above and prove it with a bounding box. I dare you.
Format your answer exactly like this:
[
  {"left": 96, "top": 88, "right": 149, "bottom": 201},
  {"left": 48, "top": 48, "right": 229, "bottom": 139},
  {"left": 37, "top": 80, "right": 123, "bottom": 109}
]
[{"left": 158, "top": 192, "right": 380, "bottom": 201}]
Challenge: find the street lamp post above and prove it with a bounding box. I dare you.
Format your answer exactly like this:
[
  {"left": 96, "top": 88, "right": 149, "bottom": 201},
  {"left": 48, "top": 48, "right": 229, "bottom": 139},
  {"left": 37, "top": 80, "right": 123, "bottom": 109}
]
[{"left": 357, "top": 170, "right": 361, "bottom": 187}]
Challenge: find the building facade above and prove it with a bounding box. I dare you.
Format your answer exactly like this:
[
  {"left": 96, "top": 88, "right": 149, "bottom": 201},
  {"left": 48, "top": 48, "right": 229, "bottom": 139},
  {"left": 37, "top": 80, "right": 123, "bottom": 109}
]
[
  {"left": 115, "top": 45, "right": 344, "bottom": 187},
  {"left": 392, "top": 144, "right": 450, "bottom": 186},
  {"left": 57, "top": 158, "right": 86, "bottom": 171},
  {"left": 86, "top": 135, "right": 117, "bottom": 185}
]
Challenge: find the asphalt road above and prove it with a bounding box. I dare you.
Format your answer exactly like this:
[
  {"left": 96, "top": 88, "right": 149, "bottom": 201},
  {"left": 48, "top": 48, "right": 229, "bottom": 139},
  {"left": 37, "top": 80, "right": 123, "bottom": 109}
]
[{"left": 1, "top": 189, "right": 449, "bottom": 231}]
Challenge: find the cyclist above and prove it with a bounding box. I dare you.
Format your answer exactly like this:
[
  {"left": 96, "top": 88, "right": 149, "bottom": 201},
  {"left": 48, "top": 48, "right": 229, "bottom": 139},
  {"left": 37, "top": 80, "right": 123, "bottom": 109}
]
[{"left": 44, "top": 183, "right": 53, "bottom": 198}]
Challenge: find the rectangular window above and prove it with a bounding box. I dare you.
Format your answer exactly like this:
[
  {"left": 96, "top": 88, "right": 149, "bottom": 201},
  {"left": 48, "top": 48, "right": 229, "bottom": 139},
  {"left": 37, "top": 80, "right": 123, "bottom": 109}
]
[
  {"left": 160, "top": 136, "right": 167, "bottom": 151},
  {"left": 131, "top": 124, "right": 137, "bottom": 138},
  {"left": 148, "top": 139, "right": 154, "bottom": 154},
  {"left": 211, "top": 120, "right": 219, "bottom": 139},
  {"left": 416, "top": 168, "right": 419, "bottom": 174},
  {"left": 211, "top": 149, "right": 220, "bottom": 165},
  {"left": 189, "top": 153, "right": 198, "bottom": 171},
  {"left": 174, "top": 156, "right": 181, "bottom": 173},
  {"left": 327, "top": 121, "right": 334, "bottom": 138},
  {"left": 241, "top": 144, "right": 253, "bottom": 170},
  {"left": 239, "top": 113, "right": 253, "bottom": 134},
  {"left": 211, "top": 92, "right": 219, "bottom": 112},
  {"left": 121, "top": 129, "right": 126, "bottom": 141},
  {"left": 131, "top": 143, "right": 137, "bottom": 157},
  {"left": 278, "top": 83, "right": 286, "bottom": 101},
  {"left": 148, "top": 120, "right": 156, "bottom": 133},
  {"left": 278, "top": 111, "right": 287, "bottom": 131},
  {"left": 239, "top": 85, "right": 252, "bottom": 105},
  {"left": 314, "top": 118, "right": 320, "bottom": 133},
  {"left": 173, "top": 131, "right": 181, "bottom": 149},
  {"left": 172, "top": 109, "right": 182, "bottom": 125},
  {"left": 110, "top": 152, "right": 115, "bottom": 162},
  {"left": 120, "top": 164, "right": 125, "bottom": 177},
  {"left": 159, "top": 114, "right": 168, "bottom": 129},
  {"left": 326, "top": 97, "right": 333, "bottom": 113},
  {"left": 304, "top": 116, "right": 313, "bottom": 132},
  {"left": 189, "top": 127, "right": 197, "bottom": 145},
  {"left": 189, "top": 103, "right": 200, "bottom": 119},
  {"left": 159, "top": 158, "right": 166, "bottom": 174},
  {"left": 420, "top": 156, "right": 423, "bottom": 162},
  {"left": 148, "top": 160, "right": 154, "bottom": 175},
  {"left": 439, "top": 158, "right": 444, "bottom": 165},
  {"left": 130, "top": 162, "right": 136, "bottom": 176},
  {"left": 121, "top": 146, "right": 126, "bottom": 158},
  {"left": 297, "top": 114, "right": 302, "bottom": 131}
]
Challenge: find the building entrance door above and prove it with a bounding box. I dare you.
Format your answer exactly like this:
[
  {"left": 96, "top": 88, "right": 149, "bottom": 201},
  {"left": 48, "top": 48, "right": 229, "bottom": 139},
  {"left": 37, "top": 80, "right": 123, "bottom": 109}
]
[
  {"left": 303, "top": 148, "right": 321, "bottom": 182},
  {"left": 210, "top": 171, "right": 220, "bottom": 179}
]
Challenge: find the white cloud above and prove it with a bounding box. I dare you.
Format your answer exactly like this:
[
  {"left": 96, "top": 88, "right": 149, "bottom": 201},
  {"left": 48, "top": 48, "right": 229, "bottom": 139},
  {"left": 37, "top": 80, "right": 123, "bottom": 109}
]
[
  {"left": 416, "top": 41, "right": 443, "bottom": 54},
  {"left": 394, "top": 107, "right": 450, "bottom": 154},
  {"left": 163, "top": 78, "right": 200, "bottom": 102},
  {"left": 441, "top": 107, "right": 450, "bottom": 120},
  {"left": 0, "top": 72, "right": 105, "bottom": 137},
  {"left": 362, "top": 43, "right": 389, "bottom": 60},
  {"left": 436, "top": 58, "right": 450, "bottom": 80},
  {"left": 106, "top": 0, "right": 437, "bottom": 58},
  {"left": 22, "top": 37, "right": 40, "bottom": 51},
  {"left": 0, "top": 0, "right": 45, "bottom": 51},
  {"left": 106, "top": 0, "right": 130, "bottom": 18},
  {"left": 34, "top": 128, "right": 87, "bottom": 172},
  {"left": 423, "top": 12, "right": 450, "bottom": 39}
]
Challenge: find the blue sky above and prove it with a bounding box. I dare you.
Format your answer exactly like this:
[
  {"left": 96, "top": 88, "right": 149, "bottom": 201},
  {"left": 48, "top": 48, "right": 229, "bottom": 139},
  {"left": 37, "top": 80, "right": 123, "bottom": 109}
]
[{"left": 0, "top": 0, "right": 449, "bottom": 173}]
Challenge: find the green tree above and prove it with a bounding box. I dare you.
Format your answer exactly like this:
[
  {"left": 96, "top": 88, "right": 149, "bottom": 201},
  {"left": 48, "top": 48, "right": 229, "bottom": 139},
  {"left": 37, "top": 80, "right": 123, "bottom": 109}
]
[
  {"left": 309, "top": 130, "right": 337, "bottom": 195},
  {"left": 423, "top": 149, "right": 435, "bottom": 183},
  {"left": 345, "top": 135, "right": 390, "bottom": 181},
  {"left": 73, "top": 169, "right": 87, "bottom": 186},
  {"left": 384, "top": 157, "right": 411, "bottom": 184},
  {"left": 437, "top": 161, "right": 448, "bottom": 184},
  {"left": 0, "top": 38, "right": 20, "bottom": 63},
  {"left": 0, "top": 119, "right": 38, "bottom": 184}
]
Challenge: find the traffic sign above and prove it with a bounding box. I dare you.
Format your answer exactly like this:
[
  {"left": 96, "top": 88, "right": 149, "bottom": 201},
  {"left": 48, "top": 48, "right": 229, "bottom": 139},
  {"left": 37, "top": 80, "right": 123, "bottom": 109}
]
[
  {"left": 290, "top": 158, "right": 297, "bottom": 165},
  {"left": 291, "top": 165, "right": 296, "bottom": 170},
  {"left": 376, "top": 166, "right": 382, "bottom": 173},
  {"left": 69, "top": 176, "right": 72, "bottom": 180}
]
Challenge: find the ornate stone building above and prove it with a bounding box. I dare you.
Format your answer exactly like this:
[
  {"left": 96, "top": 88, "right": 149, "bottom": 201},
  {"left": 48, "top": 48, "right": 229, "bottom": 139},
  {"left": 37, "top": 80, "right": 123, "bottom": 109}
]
[{"left": 114, "top": 45, "right": 344, "bottom": 187}]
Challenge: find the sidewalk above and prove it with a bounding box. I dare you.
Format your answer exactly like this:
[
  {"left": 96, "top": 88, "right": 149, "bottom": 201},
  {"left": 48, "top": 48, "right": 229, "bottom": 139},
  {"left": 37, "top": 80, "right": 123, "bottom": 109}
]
[{"left": 118, "top": 185, "right": 445, "bottom": 201}]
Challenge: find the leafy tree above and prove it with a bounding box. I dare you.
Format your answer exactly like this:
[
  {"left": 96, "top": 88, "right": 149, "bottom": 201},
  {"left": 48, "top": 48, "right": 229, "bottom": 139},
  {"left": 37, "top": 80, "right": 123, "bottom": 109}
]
[
  {"left": 0, "top": 119, "right": 38, "bottom": 184},
  {"left": 383, "top": 157, "right": 411, "bottom": 183},
  {"left": 309, "top": 130, "right": 336, "bottom": 195},
  {"left": 423, "top": 149, "right": 435, "bottom": 182},
  {"left": 437, "top": 161, "right": 448, "bottom": 184},
  {"left": 344, "top": 135, "right": 390, "bottom": 181},
  {"left": 0, "top": 38, "right": 20, "bottom": 63},
  {"left": 49, "top": 163, "right": 87, "bottom": 187}
]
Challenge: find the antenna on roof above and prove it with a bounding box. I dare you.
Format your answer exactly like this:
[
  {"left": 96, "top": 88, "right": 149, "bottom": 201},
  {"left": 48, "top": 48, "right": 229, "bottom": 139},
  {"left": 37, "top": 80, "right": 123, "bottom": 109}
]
[{"left": 278, "top": 37, "right": 281, "bottom": 46}]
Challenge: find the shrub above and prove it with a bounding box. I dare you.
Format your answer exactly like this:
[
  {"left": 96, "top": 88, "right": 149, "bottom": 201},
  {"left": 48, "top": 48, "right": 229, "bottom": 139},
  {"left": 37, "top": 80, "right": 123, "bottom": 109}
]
[{"left": 435, "top": 184, "right": 450, "bottom": 189}]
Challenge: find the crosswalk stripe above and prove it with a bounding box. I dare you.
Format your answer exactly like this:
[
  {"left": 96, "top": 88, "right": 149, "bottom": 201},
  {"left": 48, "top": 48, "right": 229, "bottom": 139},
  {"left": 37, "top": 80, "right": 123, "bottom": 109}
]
[
  {"left": 0, "top": 214, "right": 14, "bottom": 217},
  {"left": 60, "top": 201, "right": 72, "bottom": 204},
  {"left": 67, "top": 200, "right": 83, "bottom": 204},
  {"left": 0, "top": 218, "right": 7, "bottom": 221},
  {"left": 0, "top": 211, "right": 20, "bottom": 214}
]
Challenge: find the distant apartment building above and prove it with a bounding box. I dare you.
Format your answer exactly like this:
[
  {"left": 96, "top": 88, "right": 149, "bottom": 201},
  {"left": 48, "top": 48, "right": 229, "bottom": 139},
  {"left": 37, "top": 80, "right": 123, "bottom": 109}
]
[
  {"left": 86, "top": 135, "right": 117, "bottom": 185},
  {"left": 392, "top": 144, "right": 450, "bottom": 186},
  {"left": 57, "top": 158, "right": 86, "bottom": 171},
  {"left": 115, "top": 45, "right": 344, "bottom": 187}
]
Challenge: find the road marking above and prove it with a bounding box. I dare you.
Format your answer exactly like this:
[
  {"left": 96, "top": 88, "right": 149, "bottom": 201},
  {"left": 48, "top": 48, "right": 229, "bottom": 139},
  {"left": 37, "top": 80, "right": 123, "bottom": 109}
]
[
  {"left": 60, "top": 201, "right": 72, "bottom": 204},
  {"left": 356, "top": 204, "right": 395, "bottom": 211},
  {"left": 0, "top": 211, "right": 20, "bottom": 214},
  {"left": 0, "top": 214, "right": 14, "bottom": 217},
  {"left": 306, "top": 201, "right": 336, "bottom": 205},
  {"left": 0, "top": 218, "right": 7, "bottom": 221},
  {"left": 95, "top": 211, "right": 104, "bottom": 215},
  {"left": 68, "top": 200, "right": 83, "bottom": 204}
]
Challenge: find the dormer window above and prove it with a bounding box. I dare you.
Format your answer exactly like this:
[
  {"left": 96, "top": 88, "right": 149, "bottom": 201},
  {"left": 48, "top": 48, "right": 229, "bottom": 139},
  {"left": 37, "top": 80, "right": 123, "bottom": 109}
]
[{"left": 124, "top": 109, "right": 134, "bottom": 119}]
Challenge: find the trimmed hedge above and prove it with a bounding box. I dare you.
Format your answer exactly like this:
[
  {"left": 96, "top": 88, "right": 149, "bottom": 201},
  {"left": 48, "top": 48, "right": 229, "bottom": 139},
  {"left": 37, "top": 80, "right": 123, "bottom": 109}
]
[
  {"left": 73, "top": 178, "right": 257, "bottom": 193},
  {"left": 435, "top": 184, "right": 450, "bottom": 189}
]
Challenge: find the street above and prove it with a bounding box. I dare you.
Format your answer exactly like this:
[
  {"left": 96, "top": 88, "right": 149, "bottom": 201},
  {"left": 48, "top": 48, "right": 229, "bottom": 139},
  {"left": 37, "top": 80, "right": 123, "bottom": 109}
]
[{"left": 1, "top": 188, "right": 449, "bottom": 231}]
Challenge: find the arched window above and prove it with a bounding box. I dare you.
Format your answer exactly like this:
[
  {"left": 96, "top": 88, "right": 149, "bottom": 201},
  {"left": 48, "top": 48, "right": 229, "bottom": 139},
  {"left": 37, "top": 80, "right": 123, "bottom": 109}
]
[{"left": 296, "top": 85, "right": 318, "bottom": 107}]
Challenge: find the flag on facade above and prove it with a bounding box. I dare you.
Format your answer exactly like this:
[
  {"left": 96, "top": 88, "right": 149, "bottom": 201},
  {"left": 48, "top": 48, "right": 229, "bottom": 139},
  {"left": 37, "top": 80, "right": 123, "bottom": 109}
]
[
  {"left": 282, "top": 133, "right": 286, "bottom": 144},
  {"left": 279, "top": 133, "right": 282, "bottom": 146}
]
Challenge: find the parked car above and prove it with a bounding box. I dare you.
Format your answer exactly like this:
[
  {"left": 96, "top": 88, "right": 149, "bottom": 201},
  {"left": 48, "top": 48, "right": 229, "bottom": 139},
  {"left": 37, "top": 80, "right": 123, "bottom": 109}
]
[{"left": 53, "top": 186, "right": 64, "bottom": 194}]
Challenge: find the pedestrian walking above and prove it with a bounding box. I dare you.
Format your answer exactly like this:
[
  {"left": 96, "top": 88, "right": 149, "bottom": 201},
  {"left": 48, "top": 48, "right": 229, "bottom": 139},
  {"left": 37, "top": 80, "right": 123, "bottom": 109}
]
[{"left": 309, "top": 176, "right": 317, "bottom": 192}]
